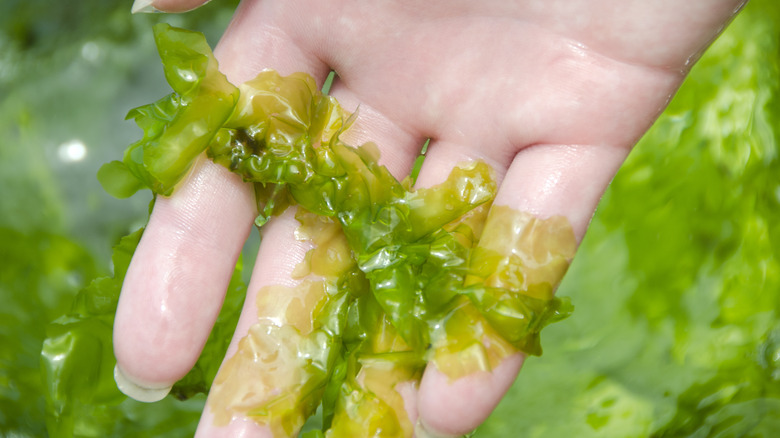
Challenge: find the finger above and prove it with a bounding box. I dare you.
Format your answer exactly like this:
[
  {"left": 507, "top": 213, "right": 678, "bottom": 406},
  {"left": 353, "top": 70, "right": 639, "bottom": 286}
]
[
  {"left": 414, "top": 141, "right": 628, "bottom": 436},
  {"left": 195, "top": 209, "right": 308, "bottom": 438},
  {"left": 131, "top": 0, "right": 210, "bottom": 14},
  {"left": 114, "top": 157, "right": 256, "bottom": 400},
  {"left": 187, "top": 3, "right": 428, "bottom": 434},
  {"left": 195, "top": 81, "right": 427, "bottom": 435},
  {"left": 114, "top": 0, "right": 332, "bottom": 401}
]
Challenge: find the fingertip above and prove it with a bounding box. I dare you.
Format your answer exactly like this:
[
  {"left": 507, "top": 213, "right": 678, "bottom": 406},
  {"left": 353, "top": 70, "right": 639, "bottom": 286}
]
[
  {"left": 114, "top": 363, "right": 172, "bottom": 402},
  {"left": 113, "top": 158, "right": 254, "bottom": 395},
  {"left": 132, "top": 0, "right": 212, "bottom": 14},
  {"left": 131, "top": 0, "right": 158, "bottom": 14},
  {"left": 195, "top": 408, "right": 273, "bottom": 438},
  {"left": 414, "top": 419, "right": 459, "bottom": 438},
  {"left": 417, "top": 354, "right": 525, "bottom": 436}
]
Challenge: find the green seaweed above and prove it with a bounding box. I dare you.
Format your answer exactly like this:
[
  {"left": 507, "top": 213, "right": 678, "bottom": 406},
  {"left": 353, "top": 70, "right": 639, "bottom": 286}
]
[{"left": 91, "top": 23, "right": 575, "bottom": 436}]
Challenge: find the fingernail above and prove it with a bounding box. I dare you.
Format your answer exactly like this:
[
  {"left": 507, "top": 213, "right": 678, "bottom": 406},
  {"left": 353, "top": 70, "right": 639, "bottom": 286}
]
[
  {"left": 114, "top": 364, "right": 172, "bottom": 402},
  {"left": 414, "top": 419, "right": 463, "bottom": 438},
  {"left": 131, "top": 0, "right": 159, "bottom": 14}
]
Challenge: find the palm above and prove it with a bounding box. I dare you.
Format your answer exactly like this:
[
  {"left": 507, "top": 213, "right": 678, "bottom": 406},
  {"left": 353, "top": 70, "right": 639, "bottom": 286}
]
[
  {"left": 218, "top": 0, "right": 729, "bottom": 162},
  {"left": 115, "top": 0, "right": 744, "bottom": 436},
  {"left": 212, "top": 0, "right": 738, "bottom": 233}
]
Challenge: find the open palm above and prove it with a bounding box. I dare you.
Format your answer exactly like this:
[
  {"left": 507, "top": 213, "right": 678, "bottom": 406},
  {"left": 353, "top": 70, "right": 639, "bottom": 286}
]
[{"left": 114, "top": 0, "right": 745, "bottom": 436}]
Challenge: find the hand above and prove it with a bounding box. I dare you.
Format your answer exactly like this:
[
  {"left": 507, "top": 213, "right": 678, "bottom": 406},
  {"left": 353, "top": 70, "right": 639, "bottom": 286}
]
[{"left": 113, "top": 0, "right": 746, "bottom": 436}]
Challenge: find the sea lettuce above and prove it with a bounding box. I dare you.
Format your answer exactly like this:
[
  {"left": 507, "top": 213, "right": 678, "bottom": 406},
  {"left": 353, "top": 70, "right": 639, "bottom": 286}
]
[
  {"left": 98, "top": 23, "right": 239, "bottom": 197},
  {"left": 40, "top": 226, "right": 247, "bottom": 437},
  {"left": 85, "top": 23, "right": 575, "bottom": 437}
]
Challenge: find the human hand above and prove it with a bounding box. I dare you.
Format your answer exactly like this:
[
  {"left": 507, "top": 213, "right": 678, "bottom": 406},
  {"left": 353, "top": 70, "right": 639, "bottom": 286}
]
[{"left": 113, "top": 1, "right": 746, "bottom": 436}]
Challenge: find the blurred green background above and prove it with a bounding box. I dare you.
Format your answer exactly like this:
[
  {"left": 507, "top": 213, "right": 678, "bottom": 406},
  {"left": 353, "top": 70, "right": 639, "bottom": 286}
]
[{"left": 1, "top": 0, "right": 779, "bottom": 436}]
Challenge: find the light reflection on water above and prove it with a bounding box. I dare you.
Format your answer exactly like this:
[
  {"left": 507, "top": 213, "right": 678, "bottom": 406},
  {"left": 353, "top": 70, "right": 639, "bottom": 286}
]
[
  {"left": 57, "top": 139, "right": 88, "bottom": 163},
  {"left": 81, "top": 41, "right": 101, "bottom": 62}
]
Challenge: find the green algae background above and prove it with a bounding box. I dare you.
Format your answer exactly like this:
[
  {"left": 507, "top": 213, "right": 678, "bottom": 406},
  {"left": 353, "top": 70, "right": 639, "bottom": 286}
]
[
  {"left": 479, "top": 2, "right": 780, "bottom": 436},
  {"left": 1, "top": 0, "right": 778, "bottom": 436}
]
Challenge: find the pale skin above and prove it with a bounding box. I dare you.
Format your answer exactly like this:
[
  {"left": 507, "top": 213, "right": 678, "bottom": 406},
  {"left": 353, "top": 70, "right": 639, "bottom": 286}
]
[{"left": 113, "top": 0, "right": 747, "bottom": 436}]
